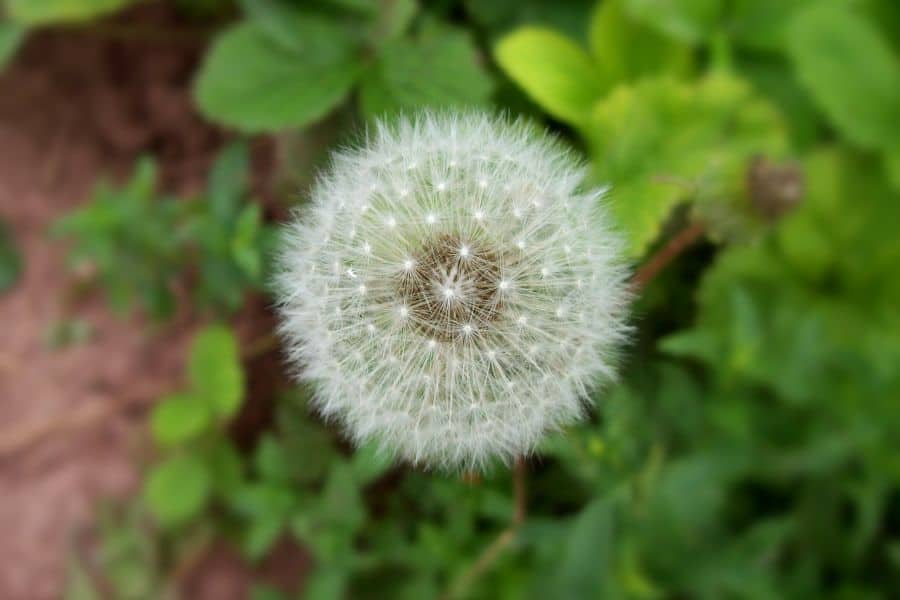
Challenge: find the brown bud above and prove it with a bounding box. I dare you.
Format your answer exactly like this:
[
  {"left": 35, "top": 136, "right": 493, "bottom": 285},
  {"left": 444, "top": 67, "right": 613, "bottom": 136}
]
[{"left": 746, "top": 156, "right": 804, "bottom": 221}]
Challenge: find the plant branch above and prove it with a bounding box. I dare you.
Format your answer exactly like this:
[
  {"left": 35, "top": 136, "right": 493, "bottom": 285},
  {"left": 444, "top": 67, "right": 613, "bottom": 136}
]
[
  {"left": 630, "top": 221, "right": 705, "bottom": 291},
  {"left": 443, "top": 457, "right": 528, "bottom": 600}
]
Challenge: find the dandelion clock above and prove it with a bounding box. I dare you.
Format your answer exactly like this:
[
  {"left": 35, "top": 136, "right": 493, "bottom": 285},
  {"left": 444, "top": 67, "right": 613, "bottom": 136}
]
[{"left": 275, "top": 112, "right": 630, "bottom": 471}]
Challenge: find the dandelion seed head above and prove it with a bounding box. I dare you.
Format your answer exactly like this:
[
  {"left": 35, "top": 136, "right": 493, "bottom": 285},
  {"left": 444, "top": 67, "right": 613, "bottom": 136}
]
[{"left": 275, "top": 111, "right": 631, "bottom": 471}]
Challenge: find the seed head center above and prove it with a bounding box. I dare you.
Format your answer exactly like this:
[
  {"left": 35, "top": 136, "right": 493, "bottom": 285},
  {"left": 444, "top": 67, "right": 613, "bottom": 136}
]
[{"left": 396, "top": 234, "right": 505, "bottom": 342}]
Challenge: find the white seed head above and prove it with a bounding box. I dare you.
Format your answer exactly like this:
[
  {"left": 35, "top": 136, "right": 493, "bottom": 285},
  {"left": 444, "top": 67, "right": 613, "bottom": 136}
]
[{"left": 275, "top": 112, "right": 630, "bottom": 472}]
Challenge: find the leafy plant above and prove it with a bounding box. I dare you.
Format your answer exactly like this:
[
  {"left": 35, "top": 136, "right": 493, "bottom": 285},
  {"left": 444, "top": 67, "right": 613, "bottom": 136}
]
[
  {"left": 53, "top": 142, "right": 272, "bottom": 319},
  {"left": 194, "top": 0, "right": 495, "bottom": 131}
]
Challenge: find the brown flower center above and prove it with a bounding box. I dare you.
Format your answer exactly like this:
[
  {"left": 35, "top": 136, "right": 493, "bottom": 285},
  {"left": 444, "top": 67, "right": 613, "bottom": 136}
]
[{"left": 396, "top": 234, "right": 506, "bottom": 342}]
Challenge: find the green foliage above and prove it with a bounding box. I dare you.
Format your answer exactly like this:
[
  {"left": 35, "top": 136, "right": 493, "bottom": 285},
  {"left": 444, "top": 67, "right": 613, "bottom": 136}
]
[
  {"left": 0, "top": 21, "right": 24, "bottom": 70},
  {"left": 145, "top": 325, "right": 244, "bottom": 527},
  {"left": 59, "top": 0, "right": 900, "bottom": 598},
  {"left": 589, "top": 73, "right": 786, "bottom": 255},
  {"left": 53, "top": 142, "right": 271, "bottom": 319},
  {"left": 195, "top": 19, "right": 361, "bottom": 132},
  {"left": 195, "top": 1, "right": 494, "bottom": 131},
  {"left": 494, "top": 27, "right": 603, "bottom": 125},
  {"left": 5, "top": 0, "right": 138, "bottom": 25},
  {"left": 787, "top": 3, "right": 900, "bottom": 159},
  {"left": 0, "top": 217, "right": 22, "bottom": 293}
]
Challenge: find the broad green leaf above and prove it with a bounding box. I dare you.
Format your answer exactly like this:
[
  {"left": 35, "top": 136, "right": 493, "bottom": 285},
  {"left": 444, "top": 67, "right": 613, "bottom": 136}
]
[
  {"left": 0, "top": 218, "right": 22, "bottom": 294},
  {"left": 625, "top": 0, "right": 724, "bottom": 43},
  {"left": 6, "top": 0, "right": 136, "bottom": 25},
  {"left": 589, "top": 0, "right": 691, "bottom": 85},
  {"left": 144, "top": 455, "right": 210, "bottom": 527},
  {"left": 495, "top": 27, "right": 603, "bottom": 125},
  {"left": 239, "top": 0, "right": 363, "bottom": 56},
  {"left": 359, "top": 26, "right": 493, "bottom": 118},
  {"left": 188, "top": 325, "right": 244, "bottom": 418},
  {"left": 194, "top": 22, "right": 361, "bottom": 132},
  {"left": 208, "top": 141, "right": 250, "bottom": 223},
  {"left": 787, "top": 4, "right": 900, "bottom": 152},
  {"left": 150, "top": 393, "right": 211, "bottom": 446},
  {"left": 0, "top": 22, "right": 25, "bottom": 71},
  {"left": 587, "top": 74, "right": 785, "bottom": 256}
]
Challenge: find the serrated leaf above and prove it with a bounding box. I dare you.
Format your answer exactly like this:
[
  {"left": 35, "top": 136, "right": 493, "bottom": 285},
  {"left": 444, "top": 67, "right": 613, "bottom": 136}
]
[
  {"left": 359, "top": 26, "right": 493, "bottom": 118},
  {"left": 150, "top": 393, "right": 211, "bottom": 446},
  {"left": 589, "top": 0, "right": 691, "bottom": 85},
  {"left": 495, "top": 27, "right": 604, "bottom": 125},
  {"left": 144, "top": 456, "right": 210, "bottom": 527},
  {"left": 6, "top": 0, "right": 137, "bottom": 25},
  {"left": 0, "top": 22, "right": 25, "bottom": 71},
  {"left": 787, "top": 4, "right": 900, "bottom": 152},
  {"left": 194, "top": 22, "right": 361, "bottom": 132},
  {"left": 188, "top": 325, "right": 244, "bottom": 418}
]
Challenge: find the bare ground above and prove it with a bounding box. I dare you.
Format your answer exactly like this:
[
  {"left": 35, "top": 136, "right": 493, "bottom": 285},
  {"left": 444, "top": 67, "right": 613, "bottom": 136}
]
[{"left": 0, "top": 10, "right": 295, "bottom": 598}]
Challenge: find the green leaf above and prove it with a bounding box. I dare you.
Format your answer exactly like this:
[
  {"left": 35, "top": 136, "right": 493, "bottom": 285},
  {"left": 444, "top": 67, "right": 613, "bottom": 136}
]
[
  {"left": 6, "top": 0, "right": 137, "bottom": 25},
  {"left": 495, "top": 27, "right": 604, "bottom": 125},
  {"left": 144, "top": 456, "right": 210, "bottom": 527},
  {"left": 303, "top": 568, "right": 348, "bottom": 600},
  {"left": 625, "top": 0, "right": 724, "bottom": 43},
  {"left": 726, "top": 0, "right": 812, "bottom": 51},
  {"left": 787, "top": 4, "right": 900, "bottom": 152},
  {"left": 150, "top": 393, "right": 211, "bottom": 446},
  {"left": 587, "top": 74, "right": 785, "bottom": 256},
  {"left": 254, "top": 434, "right": 292, "bottom": 482},
  {"left": 0, "top": 218, "right": 23, "bottom": 294},
  {"left": 231, "top": 204, "right": 264, "bottom": 280},
  {"left": 194, "top": 22, "right": 361, "bottom": 132},
  {"left": 556, "top": 497, "right": 617, "bottom": 598},
  {"left": 0, "top": 22, "right": 25, "bottom": 71},
  {"left": 350, "top": 441, "right": 393, "bottom": 485},
  {"left": 319, "top": 462, "right": 366, "bottom": 533},
  {"left": 885, "top": 150, "right": 900, "bottom": 192},
  {"left": 188, "top": 325, "right": 244, "bottom": 418},
  {"left": 589, "top": 0, "right": 691, "bottom": 85},
  {"left": 207, "top": 141, "right": 250, "bottom": 223},
  {"left": 359, "top": 26, "right": 493, "bottom": 118}
]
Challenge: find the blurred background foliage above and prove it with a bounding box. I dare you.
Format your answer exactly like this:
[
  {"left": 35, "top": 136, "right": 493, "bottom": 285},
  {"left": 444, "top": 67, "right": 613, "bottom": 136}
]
[{"left": 2, "top": 0, "right": 899, "bottom": 598}]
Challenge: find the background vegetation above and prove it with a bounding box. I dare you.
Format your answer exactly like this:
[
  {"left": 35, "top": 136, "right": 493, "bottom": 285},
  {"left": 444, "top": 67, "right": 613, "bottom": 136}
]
[{"left": 2, "top": 0, "right": 899, "bottom": 598}]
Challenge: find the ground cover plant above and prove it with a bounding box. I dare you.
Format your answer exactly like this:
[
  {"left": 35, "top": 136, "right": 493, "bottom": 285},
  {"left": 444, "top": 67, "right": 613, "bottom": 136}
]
[{"left": 2, "top": 0, "right": 899, "bottom": 598}]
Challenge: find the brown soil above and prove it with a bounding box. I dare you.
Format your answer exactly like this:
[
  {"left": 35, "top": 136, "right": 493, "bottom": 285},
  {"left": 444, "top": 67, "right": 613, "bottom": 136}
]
[{"left": 0, "top": 6, "right": 297, "bottom": 599}]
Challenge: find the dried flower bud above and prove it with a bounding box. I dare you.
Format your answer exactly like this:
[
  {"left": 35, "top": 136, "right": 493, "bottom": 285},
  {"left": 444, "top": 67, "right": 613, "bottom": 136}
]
[{"left": 275, "top": 112, "right": 630, "bottom": 471}]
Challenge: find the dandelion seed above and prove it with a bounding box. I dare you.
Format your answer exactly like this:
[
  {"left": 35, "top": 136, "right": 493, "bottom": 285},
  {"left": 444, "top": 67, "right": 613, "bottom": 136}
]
[{"left": 275, "top": 111, "right": 630, "bottom": 471}]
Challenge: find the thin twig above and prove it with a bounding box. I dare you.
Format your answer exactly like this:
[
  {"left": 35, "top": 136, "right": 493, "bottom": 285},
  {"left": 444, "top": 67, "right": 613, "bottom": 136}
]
[
  {"left": 443, "top": 457, "right": 528, "bottom": 600},
  {"left": 630, "top": 222, "right": 705, "bottom": 291}
]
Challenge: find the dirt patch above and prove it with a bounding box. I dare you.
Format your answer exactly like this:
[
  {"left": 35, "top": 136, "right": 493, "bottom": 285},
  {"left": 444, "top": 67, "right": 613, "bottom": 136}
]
[{"left": 0, "top": 6, "right": 284, "bottom": 598}]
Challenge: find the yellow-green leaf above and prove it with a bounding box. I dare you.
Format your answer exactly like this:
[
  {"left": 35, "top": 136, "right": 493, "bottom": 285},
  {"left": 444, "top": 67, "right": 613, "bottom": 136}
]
[{"left": 495, "top": 27, "right": 603, "bottom": 125}]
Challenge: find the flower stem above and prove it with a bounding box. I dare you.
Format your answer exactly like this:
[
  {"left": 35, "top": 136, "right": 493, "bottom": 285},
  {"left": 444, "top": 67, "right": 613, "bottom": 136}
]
[
  {"left": 630, "top": 221, "right": 705, "bottom": 291},
  {"left": 443, "top": 457, "right": 527, "bottom": 599}
]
